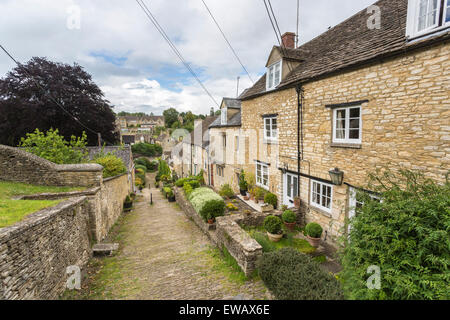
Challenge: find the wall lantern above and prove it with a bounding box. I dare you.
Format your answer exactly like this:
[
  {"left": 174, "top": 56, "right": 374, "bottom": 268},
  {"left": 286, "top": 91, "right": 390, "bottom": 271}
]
[
  {"left": 329, "top": 168, "right": 344, "bottom": 185},
  {"left": 281, "top": 163, "right": 288, "bottom": 174}
]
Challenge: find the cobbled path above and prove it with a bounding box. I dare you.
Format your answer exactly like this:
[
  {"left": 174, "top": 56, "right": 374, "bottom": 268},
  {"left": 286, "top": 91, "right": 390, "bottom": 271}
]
[{"left": 101, "top": 173, "right": 269, "bottom": 300}]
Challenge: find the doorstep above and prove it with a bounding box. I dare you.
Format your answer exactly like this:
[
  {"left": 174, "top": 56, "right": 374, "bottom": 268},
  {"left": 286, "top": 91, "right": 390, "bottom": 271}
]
[{"left": 236, "top": 195, "right": 273, "bottom": 213}]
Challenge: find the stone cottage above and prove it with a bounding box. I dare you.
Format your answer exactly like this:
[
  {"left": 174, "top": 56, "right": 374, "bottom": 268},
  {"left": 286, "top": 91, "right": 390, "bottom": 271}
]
[{"left": 236, "top": 0, "right": 449, "bottom": 246}]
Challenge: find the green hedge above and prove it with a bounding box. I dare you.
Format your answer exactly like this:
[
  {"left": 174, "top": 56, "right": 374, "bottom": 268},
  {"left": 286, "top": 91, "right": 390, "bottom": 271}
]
[
  {"left": 94, "top": 154, "right": 127, "bottom": 178},
  {"left": 131, "top": 143, "right": 162, "bottom": 157},
  {"left": 257, "top": 248, "right": 344, "bottom": 300},
  {"left": 188, "top": 187, "right": 225, "bottom": 221}
]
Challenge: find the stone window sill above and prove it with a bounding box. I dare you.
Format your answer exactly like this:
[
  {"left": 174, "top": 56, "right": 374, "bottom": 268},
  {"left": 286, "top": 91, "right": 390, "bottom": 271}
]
[
  {"left": 310, "top": 206, "right": 333, "bottom": 218},
  {"left": 330, "top": 143, "right": 362, "bottom": 149},
  {"left": 263, "top": 140, "right": 278, "bottom": 145}
]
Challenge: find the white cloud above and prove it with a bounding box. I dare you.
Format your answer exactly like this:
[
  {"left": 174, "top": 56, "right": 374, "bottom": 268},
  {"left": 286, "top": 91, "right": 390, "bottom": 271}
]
[{"left": 0, "top": 0, "right": 376, "bottom": 115}]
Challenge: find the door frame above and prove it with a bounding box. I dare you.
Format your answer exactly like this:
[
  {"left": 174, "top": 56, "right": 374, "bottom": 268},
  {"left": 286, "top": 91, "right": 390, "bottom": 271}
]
[{"left": 283, "top": 172, "right": 299, "bottom": 208}]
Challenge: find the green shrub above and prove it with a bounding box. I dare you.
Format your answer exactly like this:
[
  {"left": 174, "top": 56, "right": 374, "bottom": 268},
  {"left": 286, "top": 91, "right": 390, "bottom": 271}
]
[
  {"left": 19, "top": 128, "right": 88, "bottom": 164},
  {"left": 189, "top": 187, "right": 225, "bottom": 221},
  {"left": 253, "top": 232, "right": 277, "bottom": 253},
  {"left": 282, "top": 210, "right": 296, "bottom": 223},
  {"left": 188, "top": 179, "right": 200, "bottom": 189},
  {"left": 135, "top": 164, "right": 147, "bottom": 173},
  {"left": 131, "top": 143, "right": 163, "bottom": 157},
  {"left": 94, "top": 154, "right": 127, "bottom": 178},
  {"left": 254, "top": 187, "right": 267, "bottom": 201},
  {"left": 219, "top": 184, "right": 235, "bottom": 199},
  {"left": 163, "top": 187, "right": 172, "bottom": 198},
  {"left": 257, "top": 248, "right": 344, "bottom": 300},
  {"left": 305, "top": 223, "right": 323, "bottom": 238},
  {"left": 238, "top": 170, "right": 248, "bottom": 191},
  {"left": 176, "top": 178, "right": 188, "bottom": 187},
  {"left": 158, "top": 159, "right": 171, "bottom": 176},
  {"left": 263, "top": 216, "right": 283, "bottom": 235},
  {"left": 264, "top": 192, "right": 278, "bottom": 208},
  {"left": 339, "top": 169, "right": 450, "bottom": 300},
  {"left": 183, "top": 182, "right": 193, "bottom": 196}
]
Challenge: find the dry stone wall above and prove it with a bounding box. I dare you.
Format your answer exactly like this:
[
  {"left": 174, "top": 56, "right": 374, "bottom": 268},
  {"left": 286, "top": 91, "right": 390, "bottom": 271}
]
[{"left": 0, "top": 197, "right": 91, "bottom": 300}]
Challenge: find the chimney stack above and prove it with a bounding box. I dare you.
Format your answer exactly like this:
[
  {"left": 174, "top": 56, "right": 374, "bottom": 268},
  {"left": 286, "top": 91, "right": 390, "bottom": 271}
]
[{"left": 281, "top": 32, "right": 296, "bottom": 49}]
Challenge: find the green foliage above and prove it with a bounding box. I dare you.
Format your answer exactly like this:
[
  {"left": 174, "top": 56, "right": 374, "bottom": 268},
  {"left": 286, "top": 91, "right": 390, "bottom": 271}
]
[
  {"left": 263, "top": 216, "right": 283, "bottom": 235},
  {"left": 219, "top": 184, "right": 235, "bottom": 199},
  {"left": 135, "top": 164, "right": 147, "bottom": 173},
  {"left": 238, "top": 170, "right": 248, "bottom": 191},
  {"left": 175, "top": 175, "right": 202, "bottom": 188},
  {"left": 176, "top": 178, "right": 188, "bottom": 187},
  {"left": 158, "top": 159, "right": 171, "bottom": 177},
  {"left": 188, "top": 187, "right": 225, "bottom": 221},
  {"left": 226, "top": 203, "right": 238, "bottom": 211},
  {"left": 19, "top": 128, "right": 88, "bottom": 164},
  {"left": 183, "top": 182, "right": 193, "bottom": 196},
  {"left": 257, "top": 248, "right": 344, "bottom": 300},
  {"left": 254, "top": 187, "right": 267, "bottom": 201},
  {"left": 134, "top": 157, "right": 158, "bottom": 171},
  {"left": 339, "top": 169, "right": 450, "bottom": 300},
  {"left": 163, "top": 108, "right": 179, "bottom": 128},
  {"left": 282, "top": 210, "right": 296, "bottom": 223},
  {"left": 93, "top": 154, "right": 127, "bottom": 178},
  {"left": 131, "top": 143, "right": 162, "bottom": 157},
  {"left": 305, "top": 223, "right": 323, "bottom": 238},
  {"left": 264, "top": 192, "right": 278, "bottom": 208}
]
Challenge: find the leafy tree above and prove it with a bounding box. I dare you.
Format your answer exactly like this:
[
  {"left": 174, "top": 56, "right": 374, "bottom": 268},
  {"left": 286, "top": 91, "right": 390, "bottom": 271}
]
[
  {"left": 163, "top": 108, "right": 179, "bottom": 129},
  {"left": 131, "top": 143, "right": 162, "bottom": 157},
  {"left": 0, "top": 57, "right": 119, "bottom": 146},
  {"left": 210, "top": 107, "right": 214, "bottom": 116},
  {"left": 19, "top": 128, "right": 88, "bottom": 164},
  {"left": 93, "top": 154, "right": 127, "bottom": 178},
  {"left": 339, "top": 169, "right": 450, "bottom": 300}
]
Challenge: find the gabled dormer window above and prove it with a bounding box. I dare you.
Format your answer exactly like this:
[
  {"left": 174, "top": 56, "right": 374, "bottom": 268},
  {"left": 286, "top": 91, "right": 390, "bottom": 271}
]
[
  {"left": 406, "top": 0, "right": 450, "bottom": 39},
  {"left": 221, "top": 108, "right": 227, "bottom": 125},
  {"left": 266, "top": 60, "right": 282, "bottom": 91}
]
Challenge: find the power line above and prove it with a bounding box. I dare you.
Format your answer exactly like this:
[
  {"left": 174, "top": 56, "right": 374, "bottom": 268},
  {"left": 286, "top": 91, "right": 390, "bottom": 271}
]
[
  {"left": 135, "top": 0, "right": 220, "bottom": 107},
  {"left": 262, "top": 0, "right": 293, "bottom": 73},
  {"left": 0, "top": 44, "right": 115, "bottom": 146},
  {"left": 201, "top": 0, "right": 254, "bottom": 84}
]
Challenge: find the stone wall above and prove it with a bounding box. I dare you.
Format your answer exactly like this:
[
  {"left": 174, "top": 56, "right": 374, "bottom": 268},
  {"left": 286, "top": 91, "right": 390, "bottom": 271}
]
[
  {"left": 0, "top": 198, "right": 91, "bottom": 300},
  {"left": 174, "top": 187, "right": 263, "bottom": 276},
  {"left": 0, "top": 145, "right": 103, "bottom": 187},
  {"left": 240, "top": 40, "right": 450, "bottom": 245}
]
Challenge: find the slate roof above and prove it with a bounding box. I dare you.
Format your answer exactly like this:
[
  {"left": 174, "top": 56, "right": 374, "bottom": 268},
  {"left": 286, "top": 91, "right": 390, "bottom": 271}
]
[
  {"left": 87, "top": 146, "right": 133, "bottom": 172},
  {"left": 240, "top": 0, "right": 450, "bottom": 100},
  {"left": 222, "top": 98, "right": 241, "bottom": 109},
  {"left": 209, "top": 111, "right": 241, "bottom": 129}
]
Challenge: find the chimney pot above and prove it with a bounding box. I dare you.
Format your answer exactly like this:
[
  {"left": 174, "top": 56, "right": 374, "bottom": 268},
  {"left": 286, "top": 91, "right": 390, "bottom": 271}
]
[{"left": 281, "top": 32, "right": 296, "bottom": 49}]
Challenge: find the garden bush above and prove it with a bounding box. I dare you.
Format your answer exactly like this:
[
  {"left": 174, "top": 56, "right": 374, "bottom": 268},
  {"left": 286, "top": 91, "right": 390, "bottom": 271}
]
[
  {"left": 254, "top": 187, "right": 267, "bottom": 201},
  {"left": 264, "top": 192, "right": 278, "bottom": 208},
  {"left": 183, "top": 182, "right": 193, "bottom": 196},
  {"left": 219, "top": 184, "right": 235, "bottom": 199},
  {"left": 263, "top": 216, "right": 283, "bottom": 235},
  {"left": 282, "top": 210, "right": 296, "bottom": 223},
  {"left": 188, "top": 187, "right": 225, "bottom": 221},
  {"left": 131, "top": 143, "right": 162, "bottom": 157},
  {"left": 176, "top": 178, "right": 188, "bottom": 187},
  {"left": 339, "top": 169, "right": 450, "bottom": 300},
  {"left": 257, "top": 248, "right": 344, "bottom": 300},
  {"left": 94, "top": 154, "right": 127, "bottom": 178},
  {"left": 135, "top": 164, "right": 147, "bottom": 173},
  {"left": 305, "top": 223, "right": 323, "bottom": 238}
]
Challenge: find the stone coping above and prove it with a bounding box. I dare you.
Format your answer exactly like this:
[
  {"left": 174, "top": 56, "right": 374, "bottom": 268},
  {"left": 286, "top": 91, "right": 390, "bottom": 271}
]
[
  {"left": 56, "top": 163, "right": 103, "bottom": 172},
  {"left": 103, "top": 172, "right": 128, "bottom": 183},
  {"left": 0, "top": 197, "right": 87, "bottom": 242},
  {"left": 13, "top": 188, "right": 100, "bottom": 200}
]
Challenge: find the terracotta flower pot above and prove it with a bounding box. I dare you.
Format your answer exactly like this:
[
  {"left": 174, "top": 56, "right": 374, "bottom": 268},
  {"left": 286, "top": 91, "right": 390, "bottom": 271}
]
[
  {"left": 294, "top": 197, "right": 301, "bottom": 208},
  {"left": 207, "top": 219, "right": 215, "bottom": 225},
  {"left": 284, "top": 221, "right": 296, "bottom": 232},
  {"left": 267, "top": 232, "right": 283, "bottom": 242},
  {"left": 307, "top": 235, "right": 321, "bottom": 248}
]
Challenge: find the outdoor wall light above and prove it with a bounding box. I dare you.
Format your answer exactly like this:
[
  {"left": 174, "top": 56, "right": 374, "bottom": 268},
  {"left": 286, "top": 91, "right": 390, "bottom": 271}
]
[{"left": 329, "top": 168, "right": 344, "bottom": 185}]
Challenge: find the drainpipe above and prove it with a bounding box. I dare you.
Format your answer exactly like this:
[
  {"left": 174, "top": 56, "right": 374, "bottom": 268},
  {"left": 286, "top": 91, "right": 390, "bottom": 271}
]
[{"left": 296, "top": 84, "right": 304, "bottom": 226}]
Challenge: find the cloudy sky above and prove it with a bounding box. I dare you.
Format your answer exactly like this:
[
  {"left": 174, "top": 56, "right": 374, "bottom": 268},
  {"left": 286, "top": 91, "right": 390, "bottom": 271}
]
[{"left": 0, "top": 0, "right": 376, "bottom": 115}]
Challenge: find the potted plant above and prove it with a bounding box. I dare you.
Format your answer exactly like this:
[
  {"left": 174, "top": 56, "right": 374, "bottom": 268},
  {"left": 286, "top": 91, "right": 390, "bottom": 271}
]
[
  {"left": 249, "top": 188, "right": 256, "bottom": 201},
  {"left": 294, "top": 196, "right": 301, "bottom": 208},
  {"left": 238, "top": 170, "right": 248, "bottom": 196},
  {"left": 282, "top": 210, "right": 297, "bottom": 231},
  {"left": 263, "top": 216, "right": 283, "bottom": 242},
  {"left": 305, "top": 222, "right": 323, "bottom": 248},
  {"left": 123, "top": 195, "right": 133, "bottom": 211},
  {"left": 207, "top": 213, "right": 215, "bottom": 225},
  {"left": 255, "top": 187, "right": 266, "bottom": 204},
  {"left": 264, "top": 192, "right": 278, "bottom": 209},
  {"left": 167, "top": 188, "right": 176, "bottom": 202}
]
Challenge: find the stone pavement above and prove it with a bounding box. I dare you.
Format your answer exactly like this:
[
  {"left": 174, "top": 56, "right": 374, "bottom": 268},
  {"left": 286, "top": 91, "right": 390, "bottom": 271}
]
[{"left": 93, "top": 173, "right": 269, "bottom": 300}]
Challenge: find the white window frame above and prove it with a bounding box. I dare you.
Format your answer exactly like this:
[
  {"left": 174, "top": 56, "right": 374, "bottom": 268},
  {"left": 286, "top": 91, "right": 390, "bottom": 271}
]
[
  {"left": 256, "top": 162, "right": 269, "bottom": 190},
  {"left": 310, "top": 180, "right": 333, "bottom": 213},
  {"left": 221, "top": 108, "right": 227, "bottom": 125},
  {"left": 266, "top": 60, "right": 282, "bottom": 91},
  {"left": 194, "top": 164, "right": 198, "bottom": 175},
  {"left": 235, "top": 136, "right": 239, "bottom": 152},
  {"left": 406, "top": 0, "right": 448, "bottom": 38},
  {"left": 332, "top": 105, "right": 362, "bottom": 144},
  {"left": 263, "top": 117, "right": 278, "bottom": 141}
]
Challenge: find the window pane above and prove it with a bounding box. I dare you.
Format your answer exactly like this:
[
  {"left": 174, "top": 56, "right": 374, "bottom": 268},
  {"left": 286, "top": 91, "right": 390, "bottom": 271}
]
[
  {"left": 336, "top": 109, "right": 346, "bottom": 119},
  {"left": 350, "top": 107, "right": 360, "bottom": 118},
  {"left": 268, "top": 66, "right": 274, "bottom": 87},
  {"left": 446, "top": 2, "right": 450, "bottom": 22},
  {"left": 293, "top": 177, "right": 298, "bottom": 197},
  {"left": 349, "top": 118, "right": 359, "bottom": 129},
  {"left": 272, "top": 118, "right": 277, "bottom": 130},
  {"left": 336, "top": 129, "right": 345, "bottom": 139},
  {"left": 287, "top": 175, "right": 292, "bottom": 197},
  {"left": 349, "top": 129, "right": 360, "bottom": 139}
]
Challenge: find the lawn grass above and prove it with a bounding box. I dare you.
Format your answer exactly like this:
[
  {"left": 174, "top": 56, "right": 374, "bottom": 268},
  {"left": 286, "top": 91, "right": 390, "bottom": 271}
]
[
  {"left": 204, "top": 246, "right": 250, "bottom": 284},
  {"left": 247, "top": 228, "right": 316, "bottom": 255},
  {"left": 0, "top": 181, "right": 83, "bottom": 228}
]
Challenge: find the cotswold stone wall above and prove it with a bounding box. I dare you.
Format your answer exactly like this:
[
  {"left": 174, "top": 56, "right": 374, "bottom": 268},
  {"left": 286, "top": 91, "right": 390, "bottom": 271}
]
[
  {"left": 0, "top": 198, "right": 91, "bottom": 300},
  {"left": 174, "top": 187, "right": 262, "bottom": 276},
  {"left": 0, "top": 145, "right": 103, "bottom": 187},
  {"left": 241, "top": 41, "right": 450, "bottom": 245}
]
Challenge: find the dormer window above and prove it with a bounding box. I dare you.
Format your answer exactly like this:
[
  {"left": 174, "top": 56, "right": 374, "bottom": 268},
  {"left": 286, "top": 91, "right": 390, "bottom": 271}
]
[
  {"left": 407, "top": 0, "right": 450, "bottom": 39},
  {"left": 221, "top": 108, "right": 227, "bottom": 125},
  {"left": 266, "top": 60, "right": 282, "bottom": 91}
]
